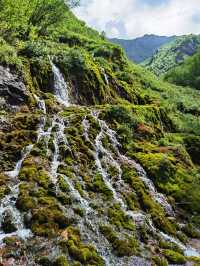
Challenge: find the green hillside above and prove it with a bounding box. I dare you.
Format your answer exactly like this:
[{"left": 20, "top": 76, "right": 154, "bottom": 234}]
[
  {"left": 0, "top": 1, "right": 200, "bottom": 265},
  {"left": 142, "top": 34, "right": 200, "bottom": 76},
  {"left": 165, "top": 47, "right": 200, "bottom": 90}
]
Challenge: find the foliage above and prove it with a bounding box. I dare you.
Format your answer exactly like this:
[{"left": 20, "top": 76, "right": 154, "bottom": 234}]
[
  {"left": 165, "top": 47, "right": 200, "bottom": 89},
  {"left": 143, "top": 35, "right": 200, "bottom": 76},
  {"left": 0, "top": 0, "right": 80, "bottom": 41}
]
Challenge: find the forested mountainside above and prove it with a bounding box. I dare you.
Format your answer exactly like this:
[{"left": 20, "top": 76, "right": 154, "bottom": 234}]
[
  {"left": 110, "top": 35, "right": 175, "bottom": 63},
  {"left": 142, "top": 34, "right": 200, "bottom": 76},
  {"left": 1, "top": 1, "right": 200, "bottom": 266},
  {"left": 164, "top": 47, "right": 200, "bottom": 90}
]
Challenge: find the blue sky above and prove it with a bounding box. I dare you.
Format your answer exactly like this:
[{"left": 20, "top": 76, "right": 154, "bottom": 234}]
[{"left": 74, "top": 0, "right": 200, "bottom": 39}]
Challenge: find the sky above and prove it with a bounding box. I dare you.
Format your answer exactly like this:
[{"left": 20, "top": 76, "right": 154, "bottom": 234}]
[{"left": 74, "top": 0, "right": 200, "bottom": 39}]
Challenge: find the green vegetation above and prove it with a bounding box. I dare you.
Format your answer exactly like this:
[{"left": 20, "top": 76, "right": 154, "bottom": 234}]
[
  {"left": 165, "top": 47, "right": 200, "bottom": 89},
  {"left": 143, "top": 34, "right": 200, "bottom": 76},
  {"left": 0, "top": 0, "right": 200, "bottom": 265}
]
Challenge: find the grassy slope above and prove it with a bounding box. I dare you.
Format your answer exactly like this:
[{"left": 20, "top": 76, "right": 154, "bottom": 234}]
[
  {"left": 142, "top": 34, "right": 200, "bottom": 76},
  {"left": 0, "top": 5, "right": 200, "bottom": 265},
  {"left": 165, "top": 47, "right": 200, "bottom": 90}
]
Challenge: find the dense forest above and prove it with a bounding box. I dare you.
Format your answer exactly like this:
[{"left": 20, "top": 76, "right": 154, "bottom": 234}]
[{"left": 0, "top": 1, "right": 200, "bottom": 265}]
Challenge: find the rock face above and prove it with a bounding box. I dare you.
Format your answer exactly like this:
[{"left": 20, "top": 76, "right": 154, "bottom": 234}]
[{"left": 0, "top": 66, "right": 28, "bottom": 105}]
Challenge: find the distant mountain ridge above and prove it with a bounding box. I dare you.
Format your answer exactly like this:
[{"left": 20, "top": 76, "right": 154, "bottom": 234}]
[{"left": 110, "top": 34, "right": 175, "bottom": 63}]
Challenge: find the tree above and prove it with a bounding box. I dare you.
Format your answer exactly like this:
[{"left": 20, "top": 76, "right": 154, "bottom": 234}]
[{"left": 0, "top": 0, "right": 81, "bottom": 40}]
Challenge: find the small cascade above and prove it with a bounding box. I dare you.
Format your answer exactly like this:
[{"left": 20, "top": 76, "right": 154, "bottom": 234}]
[
  {"left": 129, "top": 160, "right": 174, "bottom": 216},
  {"left": 50, "top": 60, "right": 70, "bottom": 107},
  {"left": 0, "top": 185, "right": 32, "bottom": 245},
  {"left": 82, "top": 117, "right": 90, "bottom": 142},
  {"left": 5, "top": 145, "right": 33, "bottom": 179},
  {"left": 89, "top": 111, "right": 200, "bottom": 259},
  {"left": 34, "top": 94, "right": 48, "bottom": 142},
  {"left": 101, "top": 68, "right": 109, "bottom": 85},
  {"left": 63, "top": 175, "right": 92, "bottom": 215},
  {"left": 50, "top": 116, "right": 71, "bottom": 183},
  {"left": 92, "top": 112, "right": 174, "bottom": 216},
  {"left": 161, "top": 232, "right": 200, "bottom": 257},
  {"left": 62, "top": 173, "right": 119, "bottom": 266},
  {"left": 1, "top": 145, "right": 33, "bottom": 244},
  {"left": 34, "top": 94, "right": 46, "bottom": 114}
]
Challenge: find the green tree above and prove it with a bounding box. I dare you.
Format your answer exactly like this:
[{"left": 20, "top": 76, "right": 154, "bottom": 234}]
[{"left": 0, "top": 0, "right": 80, "bottom": 41}]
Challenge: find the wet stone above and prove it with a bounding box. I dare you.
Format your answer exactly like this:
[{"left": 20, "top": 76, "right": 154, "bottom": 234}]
[{"left": 2, "top": 211, "right": 17, "bottom": 233}]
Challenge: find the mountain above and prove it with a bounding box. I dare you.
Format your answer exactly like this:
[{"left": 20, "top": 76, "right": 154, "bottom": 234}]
[
  {"left": 143, "top": 34, "right": 200, "bottom": 76},
  {"left": 110, "top": 34, "right": 175, "bottom": 63},
  {"left": 164, "top": 47, "right": 200, "bottom": 90},
  {"left": 1, "top": 1, "right": 200, "bottom": 265}
]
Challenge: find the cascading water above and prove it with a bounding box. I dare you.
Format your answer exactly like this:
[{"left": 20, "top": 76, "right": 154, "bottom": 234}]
[
  {"left": 87, "top": 111, "right": 200, "bottom": 259},
  {"left": 34, "top": 94, "right": 46, "bottom": 114},
  {"left": 0, "top": 186, "right": 32, "bottom": 245},
  {"left": 2, "top": 86, "right": 199, "bottom": 264},
  {"left": 50, "top": 60, "right": 70, "bottom": 107},
  {"left": 5, "top": 145, "right": 33, "bottom": 179},
  {"left": 1, "top": 145, "right": 33, "bottom": 245},
  {"left": 101, "top": 68, "right": 109, "bottom": 85},
  {"left": 161, "top": 232, "right": 200, "bottom": 257}
]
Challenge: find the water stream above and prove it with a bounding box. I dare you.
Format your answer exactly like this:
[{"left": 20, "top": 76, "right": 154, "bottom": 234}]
[
  {"left": 1, "top": 81, "right": 199, "bottom": 264},
  {"left": 50, "top": 60, "right": 70, "bottom": 107},
  {"left": 1, "top": 145, "right": 33, "bottom": 245},
  {"left": 87, "top": 111, "right": 200, "bottom": 258}
]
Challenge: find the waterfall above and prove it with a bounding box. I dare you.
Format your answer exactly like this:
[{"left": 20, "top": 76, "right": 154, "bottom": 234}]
[
  {"left": 50, "top": 60, "right": 70, "bottom": 107},
  {"left": 1, "top": 145, "right": 33, "bottom": 245},
  {"left": 161, "top": 232, "right": 200, "bottom": 257},
  {"left": 82, "top": 117, "right": 90, "bottom": 142},
  {"left": 50, "top": 116, "right": 71, "bottom": 183},
  {"left": 128, "top": 159, "right": 174, "bottom": 216},
  {"left": 0, "top": 185, "right": 32, "bottom": 246},
  {"left": 89, "top": 112, "right": 200, "bottom": 258},
  {"left": 5, "top": 145, "right": 33, "bottom": 179},
  {"left": 34, "top": 94, "right": 46, "bottom": 114},
  {"left": 101, "top": 68, "right": 109, "bottom": 85}
]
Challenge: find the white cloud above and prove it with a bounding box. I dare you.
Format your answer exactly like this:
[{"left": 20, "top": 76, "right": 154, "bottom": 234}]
[{"left": 74, "top": 0, "right": 200, "bottom": 38}]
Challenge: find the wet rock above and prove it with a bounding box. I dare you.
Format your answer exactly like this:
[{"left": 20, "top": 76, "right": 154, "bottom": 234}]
[
  {"left": 0, "top": 65, "right": 28, "bottom": 106},
  {"left": 2, "top": 211, "right": 17, "bottom": 233}
]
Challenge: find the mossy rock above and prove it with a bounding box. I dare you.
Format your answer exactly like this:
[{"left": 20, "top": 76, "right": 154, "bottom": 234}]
[
  {"left": 53, "top": 255, "right": 69, "bottom": 266},
  {"left": 163, "top": 249, "right": 186, "bottom": 264},
  {"left": 152, "top": 256, "right": 168, "bottom": 266},
  {"left": 100, "top": 225, "right": 139, "bottom": 257}
]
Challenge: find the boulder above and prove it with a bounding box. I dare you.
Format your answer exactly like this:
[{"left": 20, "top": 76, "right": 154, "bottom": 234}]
[{"left": 0, "top": 65, "right": 28, "bottom": 105}]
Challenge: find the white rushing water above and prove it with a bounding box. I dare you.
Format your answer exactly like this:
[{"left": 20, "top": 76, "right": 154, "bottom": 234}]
[
  {"left": 161, "top": 232, "right": 200, "bottom": 257},
  {"left": 0, "top": 185, "right": 32, "bottom": 246},
  {"left": 1, "top": 145, "right": 33, "bottom": 245},
  {"left": 5, "top": 145, "right": 33, "bottom": 179},
  {"left": 34, "top": 94, "right": 46, "bottom": 114},
  {"left": 50, "top": 60, "right": 70, "bottom": 107},
  {"left": 86, "top": 111, "right": 200, "bottom": 259},
  {"left": 101, "top": 68, "right": 109, "bottom": 85}
]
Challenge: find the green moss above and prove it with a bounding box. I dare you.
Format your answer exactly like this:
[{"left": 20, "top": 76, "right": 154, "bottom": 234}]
[
  {"left": 162, "top": 249, "right": 186, "bottom": 264},
  {"left": 16, "top": 195, "right": 37, "bottom": 211},
  {"left": 53, "top": 255, "right": 69, "bottom": 266},
  {"left": 19, "top": 164, "right": 50, "bottom": 189},
  {"left": 60, "top": 227, "right": 104, "bottom": 265},
  {"left": 152, "top": 256, "right": 168, "bottom": 266},
  {"left": 100, "top": 225, "right": 139, "bottom": 257},
  {"left": 122, "top": 166, "right": 176, "bottom": 235},
  {"left": 87, "top": 172, "right": 113, "bottom": 199},
  {"left": 107, "top": 204, "right": 135, "bottom": 231},
  {"left": 58, "top": 176, "right": 70, "bottom": 192}
]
